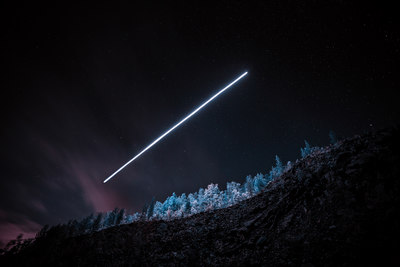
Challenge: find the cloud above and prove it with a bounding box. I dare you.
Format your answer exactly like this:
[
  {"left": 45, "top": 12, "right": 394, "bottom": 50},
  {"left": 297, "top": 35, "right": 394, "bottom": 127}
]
[{"left": 0, "top": 210, "right": 42, "bottom": 248}]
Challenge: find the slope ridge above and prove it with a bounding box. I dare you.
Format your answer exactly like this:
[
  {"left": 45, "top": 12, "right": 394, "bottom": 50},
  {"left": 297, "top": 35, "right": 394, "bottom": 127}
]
[{"left": 2, "top": 126, "right": 400, "bottom": 266}]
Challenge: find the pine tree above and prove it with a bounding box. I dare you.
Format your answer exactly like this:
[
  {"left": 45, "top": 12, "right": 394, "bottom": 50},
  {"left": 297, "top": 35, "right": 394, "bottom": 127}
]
[
  {"left": 169, "top": 192, "right": 179, "bottom": 212},
  {"left": 116, "top": 208, "right": 125, "bottom": 225},
  {"left": 105, "top": 208, "right": 119, "bottom": 227},
  {"left": 147, "top": 197, "right": 156, "bottom": 219},
  {"left": 184, "top": 198, "right": 191, "bottom": 215},
  {"left": 269, "top": 155, "right": 283, "bottom": 179},
  {"left": 301, "top": 140, "right": 311, "bottom": 157},
  {"left": 141, "top": 203, "right": 149, "bottom": 221},
  {"left": 92, "top": 213, "right": 103, "bottom": 232},
  {"left": 244, "top": 175, "right": 254, "bottom": 196},
  {"left": 78, "top": 213, "right": 94, "bottom": 235},
  {"left": 36, "top": 224, "right": 49, "bottom": 239},
  {"left": 254, "top": 173, "right": 267, "bottom": 193}
]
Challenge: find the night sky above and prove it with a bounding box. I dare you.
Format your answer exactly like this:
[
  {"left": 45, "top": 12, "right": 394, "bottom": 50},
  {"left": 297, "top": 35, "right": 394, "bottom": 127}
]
[{"left": 1, "top": 2, "right": 399, "bottom": 246}]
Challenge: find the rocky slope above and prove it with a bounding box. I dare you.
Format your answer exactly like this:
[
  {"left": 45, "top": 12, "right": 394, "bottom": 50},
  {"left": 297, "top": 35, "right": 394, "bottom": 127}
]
[{"left": 2, "top": 126, "right": 400, "bottom": 266}]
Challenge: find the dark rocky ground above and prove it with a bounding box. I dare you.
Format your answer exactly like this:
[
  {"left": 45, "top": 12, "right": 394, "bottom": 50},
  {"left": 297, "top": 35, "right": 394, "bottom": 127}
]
[{"left": 1, "top": 126, "right": 400, "bottom": 266}]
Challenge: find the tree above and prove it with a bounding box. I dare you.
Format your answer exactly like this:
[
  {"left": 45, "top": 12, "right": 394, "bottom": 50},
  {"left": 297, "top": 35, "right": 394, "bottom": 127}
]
[
  {"left": 269, "top": 155, "right": 283, "bottom": 179},
  {"left": 92, "top": 213, "right": 103, "bottom": 232},
  {"left": 169, "top": 192, "right": 179, "bottom": 212},
  {"left": 204, "top": 183, "right": 221, "bottom": 210},
  {"left": 104, "top": 208, "right": 119, "bottom": 227},
  {"left": 116, "top": 208, "right": 125, "bottom": 225},
  {"left": 197, "top": 188, "right": 208, "bottom": 212},
  {"left": 226, "top": 181, "right": 242, "bottom": 205},
  {"left": 253, "top": 173, "right": 267, "bottom": 193},
  {"left": 36, "top": 224, "right": 49, "bottom": 239},
  {"left": 152, "top": 201, "right": 163, "bottom": 219},
  {"left": 275, "top": 155, "right": 283, "bottom": 170},
  {"left": 329, "top": 130, "right": 337, "bottom": 144},
  {"left": 244, "top": 175, "right": 254, "bottom": 196},
  {"left": 78, "top": 213, "right": 94, "bottom": 235},
  {"left": 301, "top": 140, "right": 312, "bottom": 158},
  {"left": 184, "top": 197, "right": 191, "bottom": 215},
  {"left": 188, "top": 193, "right": 198, "bottom": 214},
  {"left": 147, "top": 197, "right": 156, "bottom": 219}
]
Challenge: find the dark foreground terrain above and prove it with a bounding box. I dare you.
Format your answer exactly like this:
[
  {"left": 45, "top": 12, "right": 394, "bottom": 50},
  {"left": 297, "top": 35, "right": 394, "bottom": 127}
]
[{"left": 2, "top": 127, "right": 400, "bottom": 266}]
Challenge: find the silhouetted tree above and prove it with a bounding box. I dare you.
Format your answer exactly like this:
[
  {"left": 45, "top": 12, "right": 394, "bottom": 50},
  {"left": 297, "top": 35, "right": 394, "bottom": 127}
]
[{"left": 36, "top": 224, "right": 49, "bottom": 239}]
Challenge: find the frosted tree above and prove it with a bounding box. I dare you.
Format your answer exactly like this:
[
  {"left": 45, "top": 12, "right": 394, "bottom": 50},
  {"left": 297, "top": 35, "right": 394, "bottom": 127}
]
[
  {"left": 204, "top": 183, "right": 221, "bottom": 210},
  {"left": 244, "top": 175, "right": 255, "bottom": 197},
  {"left": 269, "top": 155, "right": 283, "bottom": 179},
  {"left": 169, "top": 193, "right": 179, "bottom": 212},
  {"left": 220, "top": 190, "right": 229, "bottom": 208},
  {"left": 131, "top": 212, "right": 141, "bottom": 222},
  {"left": 104, "top": 208, "right": 119, "bottom": 227},
  {"left": 253, "top": 173, "right": 268, "bottom": 193},
  {"left": 152, "top": 201, "right": 163, "bottom": 219},
  {"left": 285, "top": 161, "right": 292, "bottom": 172},
  {"left": 146, "top": 197, "right": 156, "bottom": 219},
  {"left": 184, "top": 197, "right": 192, "bottom": 215},
  {"left": 300, "top": 140, "right": 323, "bottom": 158},
  {"left": 116, "top": 208, "right": 125, "bottom": 225},
  {"left": 197, "top": 188, "right": 207, "bottom": 212},
  {"left": 122, "top": 213, "right": 132, "bottom": 224},
  {"left": 226, "top": 181, "right": 244, "bottom": 205},
  {"left": 174, "top": 193, "right": 188, "bottom": 217},
  {"left": 301, "top": 140, "right": 312, "bottom": 158},
  {"left": 188, "top": 192, "right": 200, "bottom": 214}
]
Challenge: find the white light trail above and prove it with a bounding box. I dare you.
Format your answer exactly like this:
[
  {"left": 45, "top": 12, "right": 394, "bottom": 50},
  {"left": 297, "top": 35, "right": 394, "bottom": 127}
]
[{"left": 103, "top": 71, "right": 248, "bottom": 183}]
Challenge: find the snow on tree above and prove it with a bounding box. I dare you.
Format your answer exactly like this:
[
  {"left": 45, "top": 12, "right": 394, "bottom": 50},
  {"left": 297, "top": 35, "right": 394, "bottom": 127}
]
[
  {"left": 226, "top": 181, "right": 239, "bottom": 205},
  {"left": 146, "top": 197, "right": 156, "bottom": 219},
  {"left": 301, "top": 140, "right": 312, "bottom": 158},
  {"left": 104, "top": 208, "right": 119, "bottom": 227},
  {"left": 244, "top": 175, "right": 255, "bottom": 197},
  {"left": 269, "top": 155, "right": 283, "bottom": 179},
  {"left": 253, "top": 173, "right": 267, "bottom": 193},
  {"left": 184, "top": 196, "right": 192, "bottom": 214},
  {"left": 204, "top": 183, "right": 221, "bottom": 210},
  {"left": 300, "top": 140, "right": 323, "bottom": 158}
]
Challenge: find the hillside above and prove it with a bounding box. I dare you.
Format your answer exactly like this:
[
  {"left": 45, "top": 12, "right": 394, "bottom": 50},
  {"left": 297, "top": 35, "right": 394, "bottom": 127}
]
[{"left": 1, "top": 126, "right": 400, "bottom": 266}]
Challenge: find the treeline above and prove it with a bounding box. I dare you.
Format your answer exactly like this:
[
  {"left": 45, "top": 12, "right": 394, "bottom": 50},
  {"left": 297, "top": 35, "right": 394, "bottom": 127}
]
[{"left": 1, "top": 136, "right": 334, "bottom": 255}]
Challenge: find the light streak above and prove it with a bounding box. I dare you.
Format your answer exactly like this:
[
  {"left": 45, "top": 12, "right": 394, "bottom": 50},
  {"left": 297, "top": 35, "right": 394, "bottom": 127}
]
[{"left": 103, "top": 71, "right": 248, "bottom": 183}]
